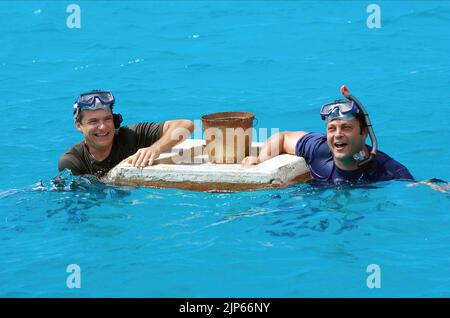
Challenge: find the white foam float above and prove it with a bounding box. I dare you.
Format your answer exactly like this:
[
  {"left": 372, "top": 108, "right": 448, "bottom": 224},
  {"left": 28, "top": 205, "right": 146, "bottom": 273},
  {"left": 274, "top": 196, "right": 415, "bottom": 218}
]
[{"left": 103, "top": 139, "right": 311, "bottom": 192}]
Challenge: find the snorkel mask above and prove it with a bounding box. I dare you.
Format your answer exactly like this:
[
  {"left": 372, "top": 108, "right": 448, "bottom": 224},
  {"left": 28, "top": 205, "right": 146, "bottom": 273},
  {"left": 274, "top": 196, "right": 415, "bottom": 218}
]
[
  {"left": 73, "top": 90, "right": 123, "bottom": 129},
  {"left": 320, "top": 86, "right": 378, "bottom": 167},
  {"left": 320, "top": 100, "right": 359, "bottom": 122}
]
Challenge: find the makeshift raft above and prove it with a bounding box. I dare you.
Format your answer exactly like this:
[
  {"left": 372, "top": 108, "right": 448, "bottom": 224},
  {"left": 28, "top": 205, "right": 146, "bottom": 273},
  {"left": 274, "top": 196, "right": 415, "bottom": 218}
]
[{"left": 103, "top": 139, "right": 311, "bottom": 192}]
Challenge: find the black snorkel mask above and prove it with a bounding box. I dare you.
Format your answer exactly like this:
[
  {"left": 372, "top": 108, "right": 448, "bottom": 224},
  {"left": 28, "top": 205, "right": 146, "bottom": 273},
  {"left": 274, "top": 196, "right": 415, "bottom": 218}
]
[{"left": 321, "top": 86, "right": 378, "bottom": 167}]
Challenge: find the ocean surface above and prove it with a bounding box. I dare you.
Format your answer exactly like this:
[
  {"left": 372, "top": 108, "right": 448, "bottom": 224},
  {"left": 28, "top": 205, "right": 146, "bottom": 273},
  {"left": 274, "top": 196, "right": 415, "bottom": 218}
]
[{"left": 0, "top": 0, "right": 449, "bottom": 297}]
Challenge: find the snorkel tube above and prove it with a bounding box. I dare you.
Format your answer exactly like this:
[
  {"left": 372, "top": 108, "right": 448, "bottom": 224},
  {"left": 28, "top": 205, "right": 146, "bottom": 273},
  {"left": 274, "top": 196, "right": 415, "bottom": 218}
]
[{"left": 340, "top": 85, "right": 378, "bottom": 167}]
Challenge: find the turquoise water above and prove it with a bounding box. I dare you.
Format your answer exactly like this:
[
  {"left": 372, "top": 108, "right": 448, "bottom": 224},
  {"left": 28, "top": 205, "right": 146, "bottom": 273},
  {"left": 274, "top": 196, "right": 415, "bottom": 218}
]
[{"left": 0, "top": 1, "right": 449, "bottom": 297}]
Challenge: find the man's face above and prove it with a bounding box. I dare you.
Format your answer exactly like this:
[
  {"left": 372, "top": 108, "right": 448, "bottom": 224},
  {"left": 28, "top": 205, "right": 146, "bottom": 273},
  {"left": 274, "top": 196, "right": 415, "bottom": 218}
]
[
  {"left": 75, "top": 109, "right": 115, "bottom": 151},
  {"left": 326, "top": 118, "right": 367, "bottom": 160}
]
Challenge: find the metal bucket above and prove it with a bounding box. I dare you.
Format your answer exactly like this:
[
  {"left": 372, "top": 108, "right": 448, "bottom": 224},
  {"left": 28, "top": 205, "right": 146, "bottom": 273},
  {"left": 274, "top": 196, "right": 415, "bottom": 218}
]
[{"left": 201, "top": 111, "right": 254, "bottom": 164}]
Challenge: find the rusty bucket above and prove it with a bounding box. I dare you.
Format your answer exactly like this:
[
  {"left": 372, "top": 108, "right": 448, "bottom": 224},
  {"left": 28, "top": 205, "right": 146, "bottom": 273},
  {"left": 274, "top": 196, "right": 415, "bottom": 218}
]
[{"left": 201, "top": 111, "right": 254, "bottom": 164}]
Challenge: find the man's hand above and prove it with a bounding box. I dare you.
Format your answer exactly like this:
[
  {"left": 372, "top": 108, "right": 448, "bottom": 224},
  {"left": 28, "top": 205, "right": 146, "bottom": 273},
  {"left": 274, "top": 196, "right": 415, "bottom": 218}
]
[
  {"left": 127, "top": 146, "right": 161, "bottom": 168},
  {"left": 407, "top": 179, "right": 449, "bottom": 193},
  {"left": 241, "top": 156, "right": 260, "bottom": 166}
]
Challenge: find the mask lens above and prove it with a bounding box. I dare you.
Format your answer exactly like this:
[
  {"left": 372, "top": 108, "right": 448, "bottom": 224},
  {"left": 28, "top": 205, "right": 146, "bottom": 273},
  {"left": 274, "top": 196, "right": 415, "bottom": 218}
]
[
  {"left": 97, "top": 92, "right": 113, "bottom": 102},
  {"left": 79, "top": 93, "right": 97, "bottom": 104},
  {"left": 323, "top": 104, "right": 334, "bottom": 114},
  {"left": 321, "top": 101, "right": 353, "bottom": 115},
  {"left": 79, "top": 91, "right": 113, "bottom": 105},
  {"left": 338, "top": 102, "right": 353, "bottom": 113}
]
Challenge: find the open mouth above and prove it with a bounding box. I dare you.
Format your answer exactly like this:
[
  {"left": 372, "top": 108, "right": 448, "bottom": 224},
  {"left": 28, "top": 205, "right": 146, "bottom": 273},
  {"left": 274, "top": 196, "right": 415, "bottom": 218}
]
[
  {"left": 334, "top": 141, "right": 347, "bottom": 150},
  {"left": 94, "top": 132, "right": 110, "bottom": 138}
]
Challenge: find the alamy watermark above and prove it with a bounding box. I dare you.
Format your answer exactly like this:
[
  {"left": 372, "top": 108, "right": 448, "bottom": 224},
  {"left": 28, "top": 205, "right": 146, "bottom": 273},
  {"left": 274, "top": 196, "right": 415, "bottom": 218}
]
[
  {"left": 66, "top": 264, "right": 81, "bottom": 289},
  {"left": 65, "top": 4, "right": 380, "bottom": 30},
  {"left": 367, "top": 4, "right": 382, "bottom": 29},
  {"left": 63, "top": 4, "right": 381, "bottom": 29},
  {"left": 66, "top": 4, "right": 81, "bottom": 29},
  {"left": 366, "top": 264, "right": 381, "bottom": 288},
  {"left": 166, "top": 120, "right": 279, "bottom": 164}
]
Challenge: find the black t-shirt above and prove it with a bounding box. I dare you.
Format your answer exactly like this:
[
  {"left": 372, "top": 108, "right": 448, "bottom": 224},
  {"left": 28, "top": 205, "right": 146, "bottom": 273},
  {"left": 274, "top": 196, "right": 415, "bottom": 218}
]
[{"left": 58, "top": 122, "right": 164, "bottom": 177}]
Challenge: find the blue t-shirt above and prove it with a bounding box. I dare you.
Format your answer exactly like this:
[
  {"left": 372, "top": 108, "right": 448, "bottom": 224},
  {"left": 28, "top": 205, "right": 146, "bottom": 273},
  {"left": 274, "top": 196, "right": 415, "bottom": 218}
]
[{"left": 295, "top": 132, "right": 414, "bottom": 185}]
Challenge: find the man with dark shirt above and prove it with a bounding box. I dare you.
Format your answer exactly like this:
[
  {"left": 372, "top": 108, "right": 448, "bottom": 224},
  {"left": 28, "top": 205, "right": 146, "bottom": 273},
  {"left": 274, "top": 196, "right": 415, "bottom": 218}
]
[
  {"left": 59, "top": 90, "right": 194, "bottom": 177},
  {"left": 242, "top": 89, "right": 414, "bottom": 185}
]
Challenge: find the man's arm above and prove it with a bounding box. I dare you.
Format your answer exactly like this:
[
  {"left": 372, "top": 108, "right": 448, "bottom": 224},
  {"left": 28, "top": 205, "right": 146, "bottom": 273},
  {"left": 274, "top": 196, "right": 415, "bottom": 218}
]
[
  {"left": 128, "top": 119, "right": 195, "bottom": 167},
  {"left": 242, "top": 131, "right": 308, "bottom": 165}
]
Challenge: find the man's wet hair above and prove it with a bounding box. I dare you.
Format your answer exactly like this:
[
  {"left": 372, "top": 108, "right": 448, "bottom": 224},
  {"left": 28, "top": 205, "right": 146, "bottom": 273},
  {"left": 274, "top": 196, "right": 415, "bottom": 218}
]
[
  {"left": 355, "top": 112, "right": 367, "bottom": 134},
  {"left": 74, "top": 109, "right": 83, "bottom": 123}
]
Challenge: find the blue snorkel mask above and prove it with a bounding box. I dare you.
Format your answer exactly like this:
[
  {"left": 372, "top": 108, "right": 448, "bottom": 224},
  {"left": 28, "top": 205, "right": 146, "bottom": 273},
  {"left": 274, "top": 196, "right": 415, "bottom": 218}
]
[
  {"left": 320, "top": 86, "right": 378, "bottom": 167},
  {"left": 77, "top": 90, "right": 115, "bottom": 108},
  {"left": 320, "top": 100, "right": 359, "bottom": 122},
  {"left": 73, "top": 90, "right": 123, "bottom": 129}
]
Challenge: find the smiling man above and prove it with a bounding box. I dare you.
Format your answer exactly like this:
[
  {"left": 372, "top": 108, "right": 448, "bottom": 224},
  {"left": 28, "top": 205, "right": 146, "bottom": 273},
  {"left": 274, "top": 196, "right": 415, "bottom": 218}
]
[
  {"left": 242, "top": 88, "right": 414, "bottom": 185},
  {"left": 59, "top": 90, "right": 194, "bottom": 178}
]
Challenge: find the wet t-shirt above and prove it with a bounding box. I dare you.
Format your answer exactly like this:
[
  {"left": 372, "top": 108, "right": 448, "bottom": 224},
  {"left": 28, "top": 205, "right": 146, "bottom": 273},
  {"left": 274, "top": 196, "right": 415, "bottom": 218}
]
[
  {"left": 295, "top": 132, "right": 414, "bottom": 185},
  {"left": 58, "top": 122, "right": 164, "bottom": 177}
]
